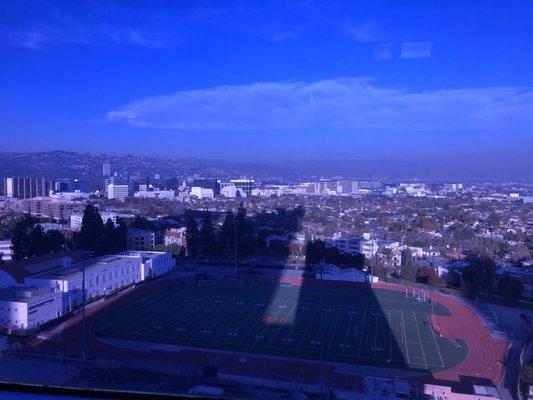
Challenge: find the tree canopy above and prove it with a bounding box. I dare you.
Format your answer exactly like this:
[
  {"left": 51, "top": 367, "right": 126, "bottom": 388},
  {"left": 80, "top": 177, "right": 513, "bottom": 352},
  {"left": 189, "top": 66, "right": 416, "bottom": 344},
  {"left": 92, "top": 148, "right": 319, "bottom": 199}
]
[
  {"left": 75, "top": 204, "right": 126, "bottom": 256},
  {"left": 10, "top": 215, "right": 65, "bottom": 260}
]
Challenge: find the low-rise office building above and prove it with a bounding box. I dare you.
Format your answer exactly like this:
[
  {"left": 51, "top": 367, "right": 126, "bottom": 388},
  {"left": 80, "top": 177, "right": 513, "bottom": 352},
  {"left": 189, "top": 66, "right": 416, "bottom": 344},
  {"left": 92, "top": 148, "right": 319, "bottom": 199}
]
[
  {"left": 107, "top": 184, "right": 129, "bottom": 200},
  {"left": 134, "top": 189, "right": 175, "bottom": 200},
  {"left": 190, "top": 186, "right": 214, "bottom": 199}
]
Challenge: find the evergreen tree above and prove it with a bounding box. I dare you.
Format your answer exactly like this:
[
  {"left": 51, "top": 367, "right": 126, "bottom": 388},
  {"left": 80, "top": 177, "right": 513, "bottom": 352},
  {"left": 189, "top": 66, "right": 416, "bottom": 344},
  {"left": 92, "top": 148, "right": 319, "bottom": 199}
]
[
  {"left": 113, "top": 219, "right": 128, "bottom": 253},
  {"left": 446, "top": 269, "right": 461, "bottom": 288},
  {"left": 401, "top": 263, "right": 419, "bottom": 282},
  {"left": 43, "top": 229, "right": 66, "bottom": 254},
  {"left": 130, "top": 216, "right": 152, "bottom": 230},
  {"left": 185, "top": 211, "right": 200, "bottom": 258},
  {"left": 28, "top": 224, "right": 46, "bottom": 256},
  {"left": 498, "top": 275, "right": 523, "bottom": 304},
  {"left": 235, "top": 203, "right": 253, "bottom": 258},
  {"left": 463, "top": 254, "right": 497, "bottom": 294},
  {"left": 79, "top": 204, "right": 105, "bottom": 253},
  {"left": 10, "top": 216, "right": 65, "bottom": 260},
  {"left": 218, "top": 210, "right": 235, "bottom": 259},
  {"left": 401, "top": 248, "right": 414, "bottom": 268},
  {"left": 102, "top": 218, "right": 116, "bottom": 253},
  {"left": 200, "top": 212, "right": 216, "bottom": 256},
  {"left": 11, "top": 215, "right": 38, "bottom": 261}
]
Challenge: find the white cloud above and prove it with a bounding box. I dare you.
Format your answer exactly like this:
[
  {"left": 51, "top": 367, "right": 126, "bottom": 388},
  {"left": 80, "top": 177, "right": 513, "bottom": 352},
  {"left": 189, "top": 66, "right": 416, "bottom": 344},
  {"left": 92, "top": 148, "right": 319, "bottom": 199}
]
[
  {"left": 6, "top": 25, "right": 166, "bottom": 49},
  {"left": 105, "top": 78, "right": 533, "bottom": 133},
  {"left": 400, "top": 41, "right": 432, "bottom": 59},
  {"left": 345, "top": 22, "right": 384, "bottom": 42}
]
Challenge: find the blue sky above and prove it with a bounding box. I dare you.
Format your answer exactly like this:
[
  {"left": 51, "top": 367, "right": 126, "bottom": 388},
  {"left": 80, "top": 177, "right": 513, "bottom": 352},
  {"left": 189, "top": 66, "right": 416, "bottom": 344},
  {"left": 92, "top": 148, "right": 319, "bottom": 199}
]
[{"left": 0, "top": 0, "right": 532, "bottom": 173}]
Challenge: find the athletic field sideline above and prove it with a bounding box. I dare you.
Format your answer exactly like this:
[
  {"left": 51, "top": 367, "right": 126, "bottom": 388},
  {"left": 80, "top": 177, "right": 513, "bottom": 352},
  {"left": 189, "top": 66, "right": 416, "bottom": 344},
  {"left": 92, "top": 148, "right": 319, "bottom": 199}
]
[{"left": 92, "top": 281, "right": 468, "bottom": 372}]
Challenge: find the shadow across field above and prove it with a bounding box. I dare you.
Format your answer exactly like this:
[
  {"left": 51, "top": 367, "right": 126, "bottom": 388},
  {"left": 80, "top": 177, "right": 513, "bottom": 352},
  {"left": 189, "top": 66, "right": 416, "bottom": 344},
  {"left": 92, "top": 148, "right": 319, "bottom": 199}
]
[{"left": 91, "top": 205, "right": 468, "bottom": 389}]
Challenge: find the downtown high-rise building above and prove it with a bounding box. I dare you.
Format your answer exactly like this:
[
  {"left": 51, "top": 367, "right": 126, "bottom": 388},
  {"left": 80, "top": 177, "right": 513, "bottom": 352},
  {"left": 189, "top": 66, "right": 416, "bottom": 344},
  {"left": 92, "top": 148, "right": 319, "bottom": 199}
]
[
  {"left": 230, "top": 179, "right": 255, "bottom": 196},
  {"left": 102, "top": 162, "right": 111, "bottom": 176},
  {"left": 3, "top": 177, "right": 51, "bottom": 199}
]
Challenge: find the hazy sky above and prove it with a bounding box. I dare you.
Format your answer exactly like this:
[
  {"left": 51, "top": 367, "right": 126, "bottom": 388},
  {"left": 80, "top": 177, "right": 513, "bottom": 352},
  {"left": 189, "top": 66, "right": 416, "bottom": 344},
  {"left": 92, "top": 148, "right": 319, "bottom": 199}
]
[{"left": 1, "top": 1, "right": 532, "bottom": 172}]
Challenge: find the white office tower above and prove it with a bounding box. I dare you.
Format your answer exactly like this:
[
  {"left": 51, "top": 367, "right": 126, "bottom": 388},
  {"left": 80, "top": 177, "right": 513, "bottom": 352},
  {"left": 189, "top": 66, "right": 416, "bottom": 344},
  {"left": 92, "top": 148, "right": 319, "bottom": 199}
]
[
  {"left": 102, "top": 162, "right": 111, "bottom": 176},
  {"left": 443, "top": 183, "right": 463, "bottom": 192},
  {"left": 134, "top": 189, "right": 175, "bottom": 200},
  {"left": 107, "top": 184, "right": 129, "bottom": 200},
  {"left": 4, "top": 177, "right": 49, "bottom": 199},
  {"left": 190, "top": 186, "right": 214, "bottom": 199}
]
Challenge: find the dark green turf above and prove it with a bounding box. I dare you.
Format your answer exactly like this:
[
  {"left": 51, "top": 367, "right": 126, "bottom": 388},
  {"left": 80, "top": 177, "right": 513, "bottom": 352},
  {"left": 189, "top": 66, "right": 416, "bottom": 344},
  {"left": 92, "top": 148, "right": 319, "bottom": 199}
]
[{"left": 93, "top": 281, "right": 468, "bottom": 372}]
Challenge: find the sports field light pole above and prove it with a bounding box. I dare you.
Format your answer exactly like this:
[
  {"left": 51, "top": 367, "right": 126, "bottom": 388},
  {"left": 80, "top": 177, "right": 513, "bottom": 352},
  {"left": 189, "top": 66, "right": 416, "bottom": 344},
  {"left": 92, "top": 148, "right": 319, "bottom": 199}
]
[
  {"left": 315, "top": 261, "right": 327, "bottom": 400},
  {"left": 234, "top": 219, "right": 238, "bottom": 275},
  {"left": 431, "top": 296, "right": 436, "bottom": 327},
  {"left": 81, "top": 260, "right": 87, "bottom": 364},
  {"left": 370, "top": 239, "right": 375, "bottom": 284}
]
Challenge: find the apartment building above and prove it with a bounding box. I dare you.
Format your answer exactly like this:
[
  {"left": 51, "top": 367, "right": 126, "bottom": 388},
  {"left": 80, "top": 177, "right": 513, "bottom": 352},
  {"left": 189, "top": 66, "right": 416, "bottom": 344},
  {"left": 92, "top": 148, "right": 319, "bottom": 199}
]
[{"left": 127, "top": 228, "right": 155, "bottom": 251}]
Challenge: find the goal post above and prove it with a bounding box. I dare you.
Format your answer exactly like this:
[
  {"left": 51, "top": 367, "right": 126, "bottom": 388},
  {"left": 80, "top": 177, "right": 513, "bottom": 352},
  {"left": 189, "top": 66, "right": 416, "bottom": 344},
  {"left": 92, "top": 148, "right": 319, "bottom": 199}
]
[{"left": 406, "top": 287, "right": 430, "bottom": 302}]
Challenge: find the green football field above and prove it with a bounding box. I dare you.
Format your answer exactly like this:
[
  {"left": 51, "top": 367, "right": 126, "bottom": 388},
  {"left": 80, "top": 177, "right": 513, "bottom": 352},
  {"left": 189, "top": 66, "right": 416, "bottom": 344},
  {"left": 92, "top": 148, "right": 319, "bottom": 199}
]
[{"left": 93, "top": 281, "right": 468, "bottom": 372}]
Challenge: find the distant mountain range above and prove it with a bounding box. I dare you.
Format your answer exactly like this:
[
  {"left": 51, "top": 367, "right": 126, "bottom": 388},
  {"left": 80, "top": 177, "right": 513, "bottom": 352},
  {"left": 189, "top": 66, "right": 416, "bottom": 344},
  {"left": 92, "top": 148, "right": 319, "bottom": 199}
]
[{"left": 0, "top": 150, "right": 530, "bottom": 183}]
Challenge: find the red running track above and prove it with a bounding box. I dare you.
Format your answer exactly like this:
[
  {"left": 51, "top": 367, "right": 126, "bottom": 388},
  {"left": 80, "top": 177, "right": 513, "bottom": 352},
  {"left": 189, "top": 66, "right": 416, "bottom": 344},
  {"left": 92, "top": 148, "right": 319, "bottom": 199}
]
[
  {"left": 374, "top": 282, "right": 508, "bottom": 386},
  {"left": 27, "top": 278, "right": 508, "bottom": 391}
]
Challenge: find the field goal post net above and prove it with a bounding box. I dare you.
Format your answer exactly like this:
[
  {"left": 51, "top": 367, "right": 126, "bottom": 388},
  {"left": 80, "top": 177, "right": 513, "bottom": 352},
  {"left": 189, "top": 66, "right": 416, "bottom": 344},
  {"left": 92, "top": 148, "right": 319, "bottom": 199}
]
[{"left": 405, "top": 287, "right": 429, "bottom": 302}]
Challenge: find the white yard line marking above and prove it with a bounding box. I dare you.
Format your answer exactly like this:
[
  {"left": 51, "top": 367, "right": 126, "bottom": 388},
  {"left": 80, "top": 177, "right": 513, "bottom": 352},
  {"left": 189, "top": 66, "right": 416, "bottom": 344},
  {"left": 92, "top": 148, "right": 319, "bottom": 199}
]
[
  {"left": 426, "top": 313, "right": 445, "bottom": 368},
  {"left": 267, "top": 301, "right": 297, "bottom": 348},
  {"left": 212, "top": 300, "right": 255, "bottom": 342},
  {"left": 238, "top": 301, "right": 279, "bottom": 344},
  {"left": 187, "top": 298, "right": 241, "bottom": 339},
  {"left": 166, "top": 295, "right": 226, "bottom": 334},
  {"left": 296, "top": 305, "right": 319, "bottom": 351},
  {"left": 327, "top": 306, "right": 343, "bottom": 353},
  {"left": 154, "top": 290, "right": 209, "bottom": 335},
  {"left": 251, "top": 300, "right": 292, "bottom": 348},
  {"left": 124, "top": 288, "right": 196, "bottom": 332},
  {"left": 388, "top": 309, "right": 393, "bottom": 360},
  {"left": 412, "top": 310, "right": 428, "bottom": 369},
  {"left": 281, "top": 305, "right": 309, "bottom": 349},
  {"left": 341, "top": 308, "right": 354, "bottom": 355},
  {"left": 373, "top": 312, "right": 378, "bottom": 358},
  {"left": 400, "top": 311, "right": 410, "bottom": 364},
  {"left": 358, "top": 308, "right": 366, "bottom": 357},
  {"left": 229, "top": 301, "right": 268, "bottom": 342}
]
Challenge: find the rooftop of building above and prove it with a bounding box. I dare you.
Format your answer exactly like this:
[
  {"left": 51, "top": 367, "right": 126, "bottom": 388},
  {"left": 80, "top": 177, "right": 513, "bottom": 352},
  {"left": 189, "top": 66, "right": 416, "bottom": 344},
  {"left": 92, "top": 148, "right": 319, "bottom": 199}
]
[
  {"left": 0, "top": 250, "right": 89, "bottom": 283},
  {"left": 29, "top": 251, "right": 168, "bottom": 280},
  {"left": 0, "top": 285, "right": 51, "bottom": 303}
]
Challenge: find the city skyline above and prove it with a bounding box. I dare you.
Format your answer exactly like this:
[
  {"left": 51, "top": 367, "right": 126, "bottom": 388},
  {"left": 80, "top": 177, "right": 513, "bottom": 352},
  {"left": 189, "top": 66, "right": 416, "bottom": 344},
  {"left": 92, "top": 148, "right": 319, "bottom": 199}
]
[
  {"left": 1, "top": 0, "right": 532, "bottom": 175},
  {"left": 0, "top": 149, "right": 532, "bottom": 181}
]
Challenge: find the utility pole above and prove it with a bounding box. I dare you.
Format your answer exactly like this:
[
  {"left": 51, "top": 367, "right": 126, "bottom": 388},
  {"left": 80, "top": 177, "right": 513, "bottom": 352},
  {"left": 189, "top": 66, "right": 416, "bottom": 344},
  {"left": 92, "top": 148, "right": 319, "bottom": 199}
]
[
  {"left": 431, "top": 297, "right": 436, "bottom": 327},
  {"left": 234, "top": 219, "right": 237, "bottom": 275},
  {"left": 370, "top": 239, "right": 375, "bottom": 284},
  {"left": 316, "top": 261, "right": 326, "bottom": 400},
  {"left": 81, "top": 261, "right": 87, "bottom": 364}
]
